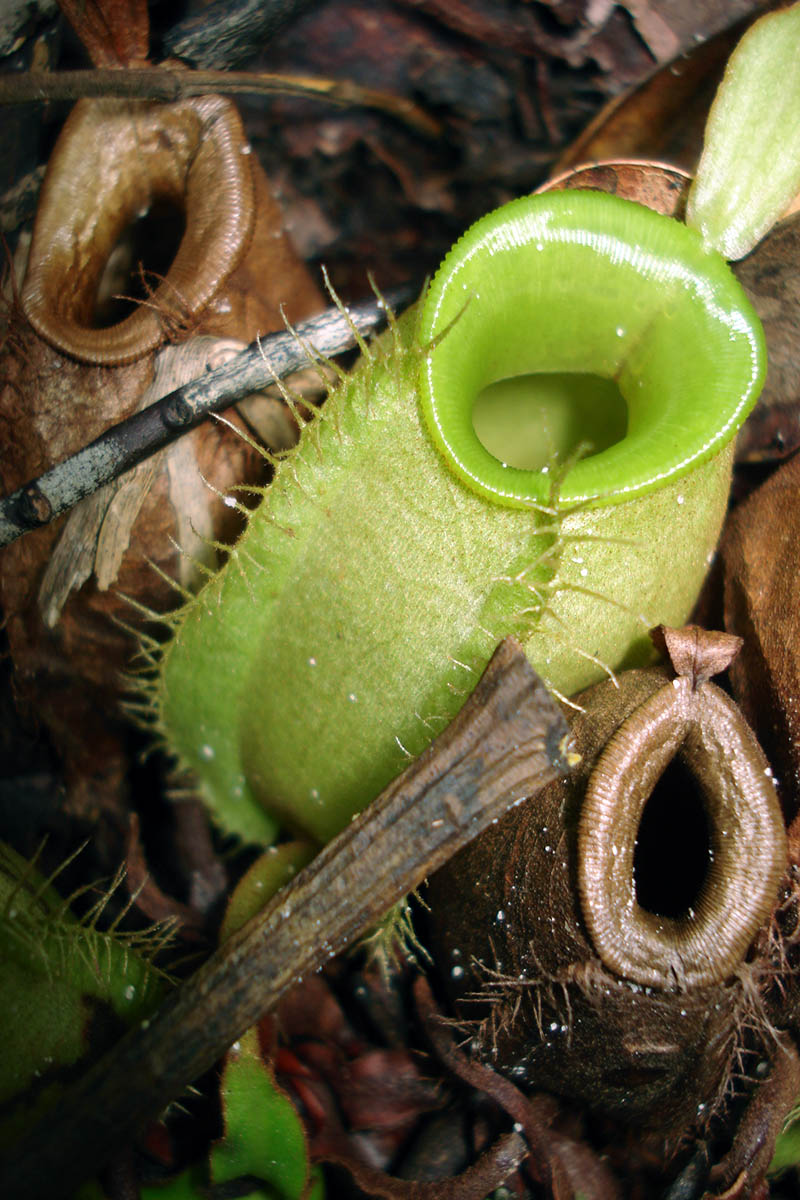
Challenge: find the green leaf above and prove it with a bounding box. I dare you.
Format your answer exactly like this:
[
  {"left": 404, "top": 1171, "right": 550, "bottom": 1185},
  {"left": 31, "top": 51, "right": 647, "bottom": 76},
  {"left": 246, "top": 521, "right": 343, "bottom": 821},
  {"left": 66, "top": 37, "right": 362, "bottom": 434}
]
[
  {"left": 687, "top": 3, "right": 800, "bottom": 259},
  {"left": 210, "top": 1027, "right": 320, "bottom": 1200},
  {"left": 770, "top": 1104, "right": 800, "bottom": 1175},
  {"left": 0, "top": 842, "right": 168, "bottom": 1151}
]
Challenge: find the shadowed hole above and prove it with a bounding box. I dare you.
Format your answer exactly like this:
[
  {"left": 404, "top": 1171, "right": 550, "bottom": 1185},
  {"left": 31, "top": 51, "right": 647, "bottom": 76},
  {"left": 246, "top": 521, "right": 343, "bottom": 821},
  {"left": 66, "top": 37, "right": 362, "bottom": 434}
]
[
  {"left": 472, "top": 372, "right": 627, "bottom": 471},
  {"left": 93, "top": 197, "right": 186, "bottom": 327},
  {"left": 633, "top": 758, "right": 711, "bottom": 919}
]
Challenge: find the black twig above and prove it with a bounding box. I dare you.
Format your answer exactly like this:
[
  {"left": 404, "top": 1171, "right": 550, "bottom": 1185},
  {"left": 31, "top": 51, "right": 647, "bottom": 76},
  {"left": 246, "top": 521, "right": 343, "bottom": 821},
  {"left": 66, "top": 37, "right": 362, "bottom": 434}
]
[
  {"left": 0, "top": 69, "right": 442, "bottom": 137},
  {"left": 0, "top": 283, "right": 418, "bottom": 549}
]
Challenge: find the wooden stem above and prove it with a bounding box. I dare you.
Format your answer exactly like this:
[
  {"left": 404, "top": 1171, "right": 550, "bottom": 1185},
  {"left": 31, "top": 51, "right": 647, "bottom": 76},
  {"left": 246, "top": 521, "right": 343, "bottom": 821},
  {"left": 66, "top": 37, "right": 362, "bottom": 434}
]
[
  {"left": 0, "top": 69, "right": 441, "bottom": 138},
  {"left": 0, "top": 638, "right": 572, "bottom": 1200}
]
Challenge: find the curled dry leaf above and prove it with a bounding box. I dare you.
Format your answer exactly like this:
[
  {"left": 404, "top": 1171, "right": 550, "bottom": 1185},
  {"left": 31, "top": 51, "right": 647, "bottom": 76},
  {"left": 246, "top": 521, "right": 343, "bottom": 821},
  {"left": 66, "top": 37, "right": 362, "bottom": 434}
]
[
  {"left": 124, "top": 812, "right": 206, "bottom": 940},
  {"left": 721, "top": 450, "right": 800, "bottom": 822},
  {"left": 56, "top": 0, "right": 151, "bottom": 69},
  {"left": 0, "top": 92, "right": 321, "bottom": 821},
  {"left": 553, "top": 16, "right": 749, "bottom": 176},
  {"left": 36, "top": 337, "right": 245, "bottom": 628},
  {"left": 538, "top": 158, "right": 690, "bottom": 216},
  {"left": 732, "top": 212, "right": 800, "bottom": 463},
  {"left": 319, "top": 974, "right": 622, "bottom": 1198}
]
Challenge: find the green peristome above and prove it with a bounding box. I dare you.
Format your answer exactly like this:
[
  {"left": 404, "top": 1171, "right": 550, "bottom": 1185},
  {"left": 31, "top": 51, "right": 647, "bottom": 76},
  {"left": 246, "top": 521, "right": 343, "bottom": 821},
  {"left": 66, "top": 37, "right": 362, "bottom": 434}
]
[
  {"left": 686, "top": 2, "right": 800, "bottom": 261},
  {"left": 154, "top": 192, "right": 764, "bottom": 846},
  {"left": 419, "top": 192, "right": 762, "bottom": 506}
]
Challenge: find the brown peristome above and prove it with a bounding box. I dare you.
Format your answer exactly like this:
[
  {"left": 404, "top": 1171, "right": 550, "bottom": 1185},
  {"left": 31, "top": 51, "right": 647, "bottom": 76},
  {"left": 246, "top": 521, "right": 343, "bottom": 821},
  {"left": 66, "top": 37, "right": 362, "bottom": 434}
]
[
  {"left": 20, "top": 96, "right": 257, "bottom": 365},
  {"left": 426, "top": 639, "right": 788, "bottom": 1159},
  {"left": 577, "top": 676, "right": 783, "bottom": 990}
]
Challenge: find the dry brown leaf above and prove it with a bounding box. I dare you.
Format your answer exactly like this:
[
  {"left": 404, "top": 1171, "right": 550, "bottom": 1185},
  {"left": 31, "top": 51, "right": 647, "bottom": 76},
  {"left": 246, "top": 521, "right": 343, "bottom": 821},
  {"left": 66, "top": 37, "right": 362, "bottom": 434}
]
[
  {"left": 539, "top": 159, "right": 690, "bottom": 215},
  {"left": 0, "top": 96, "right": 322, "bottom": 824},
  {"left": 733, "top": 213, "right": 800, "bottom": 463},
  {"left": 553, "top": 13, "right": 754, "bottom": 175},
  {"left": 721, "top": 451, "right": 800, "bottom": 823},
  {"left": 57, "top": 0, "right": 150, "bottom": 68}
]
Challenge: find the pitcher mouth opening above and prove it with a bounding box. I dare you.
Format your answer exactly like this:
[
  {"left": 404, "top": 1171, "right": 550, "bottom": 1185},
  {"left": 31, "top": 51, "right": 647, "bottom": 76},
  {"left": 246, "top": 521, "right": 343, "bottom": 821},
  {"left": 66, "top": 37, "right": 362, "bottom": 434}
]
[
  {"left": 472, "top": 371, "right": 628, "bottom": 474},
  {"left": 20, "top": 96, "right": 255, "bottom": 365},
  {"left": 633, "top": 756, "right": 711, "bottom": 920},
  {"left": 418, "top": 190, "right": 765, "bottom": 510},
  {"left": 92, "top": 196, "right": 187, "bottom": 329}
]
